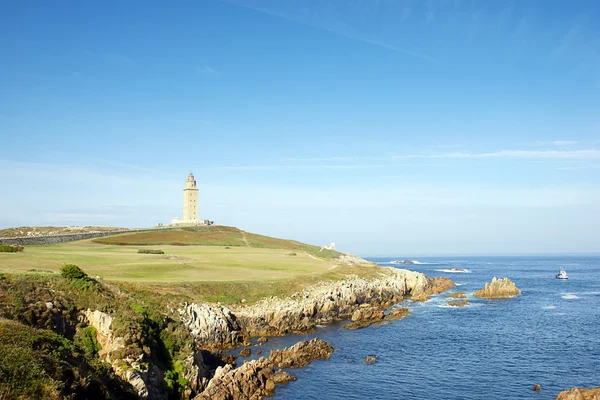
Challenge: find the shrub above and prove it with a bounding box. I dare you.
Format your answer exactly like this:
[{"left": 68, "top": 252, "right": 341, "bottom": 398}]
[
  {"left": 137, "top": 249, "right": 164, "bottom": 254},
  {"left": 75, "top": 325, "right": 101, "bottom": 359},
  {"left": 60, "top": 264, "right": 88, "bottom": 280},
  {"left": 0, "top": 245, "right": 22, "bottom": 252},
  {"left": 288, "top": 252, "right": 297, "bottom": 256}
]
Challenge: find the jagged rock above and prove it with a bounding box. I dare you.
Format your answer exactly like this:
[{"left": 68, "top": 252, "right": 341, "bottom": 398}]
[
  {"left": 83, "top": 309, "right": 166, "bottom": 399},
  {"left": 351, "top": 304, "right": 385, "bottom": 321},
  {"left": 365, "top": 355, "right": 377, "bottom": 364},
  {"left": 179, "top": 303, "right": 245, "bottom": 347},
  {"left": 555, "top": 386, "right": 600, "bottom": 400},
  {"left": 385, "top": 307, "right": 410, "bottom": 320},
  {"left": 240, "top": 348, "right": 251, "bottom": 357},
  {"left": 533, "top": 384, "right": 541, "bottom": 391},
  {"left": 195, "top": 357, "right": 274, "bottom": 400},
  {"left": 272, "top": 370, "right": 295, "bottom": 384},
  {"left": 183, "top": 351, "right": 211, "bottom": 394},
  {"left": 474, "top": 277, "right": 520, "bottom": 299},
  {"left": 269, "top": 338, "right": 334, "bottom": 368},
  {"left": 412, "top": 277, "right": 456, "bottom": 302},
  {"left": 257, "top": 336, "right": 268, "bottom": 343},
  {"left": 194, "top": 339, "right": 333, "bottom": 400},
  {"left": 82, "top": 309, "right": 125, "bottom": 362},
  {"left": 234, "top": 268, "right": 439, "bottom": 336},
  {"left": 447, "top": 299, "right": 469, "bottom": 307},
  {"left": 447, "top": 292, "right": 466, "bottom": 299}
]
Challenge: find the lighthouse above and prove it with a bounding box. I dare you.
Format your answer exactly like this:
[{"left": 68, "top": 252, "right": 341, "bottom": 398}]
[{"left": 183, "top": 172, "right": 199, "bottom": 222}]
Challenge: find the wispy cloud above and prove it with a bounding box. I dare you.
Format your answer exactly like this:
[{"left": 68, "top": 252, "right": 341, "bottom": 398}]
[
  {"left": 393, "top": 149, "right": 600, "bottom": 160},
  {"left": 224, "top": 0, "right": 438, "bottom": 63},
  {"left": 196, "top": 64, "right": 217, "bottom": 75},
  {"left": 529, "top": 140, "right": 580, "bottom": 147},
  {"left": 211, "top": 163, "right": 387, "bottom": 172},
  {"left": 550, "top": 16, "right": 587, "bottom": 61},
  {"left": 285, "top": 149, "right": 600, "bottom": 162}
]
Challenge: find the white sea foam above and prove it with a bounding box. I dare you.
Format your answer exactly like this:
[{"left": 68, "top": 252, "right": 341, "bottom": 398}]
[
  {"left": 434, "top": 268, "right": 472, "bottom": 273},
  {"left": 541, "top": 306, "right": 557, "bottom": 310},
  {"left": 561, "top": 294, "right": 579, "bottom": 300},
  {"left": 455, "top": 283, "right": 463, "bottom": 286}
]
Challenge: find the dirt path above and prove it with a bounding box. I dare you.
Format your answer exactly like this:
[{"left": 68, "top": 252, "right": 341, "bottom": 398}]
[
  {"left": 241, "top": 231, "right": 250, "bottom": 247},
  {"left": 304, "top": 252, "right": 325, "bottom": 262}
]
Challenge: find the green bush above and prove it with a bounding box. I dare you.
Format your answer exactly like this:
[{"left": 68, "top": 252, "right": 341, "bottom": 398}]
[
  {"left": 75, "top": 325, "right": 101, "bottom": 359},
  {"left": 137, "top": 249, "right": 164, "bottom": 254},
  {"left": 60, "top": 264, "right": 88, "bottom": 280},
  {"left": 0, "top": 244, "right": 23, "bottom": 252}
]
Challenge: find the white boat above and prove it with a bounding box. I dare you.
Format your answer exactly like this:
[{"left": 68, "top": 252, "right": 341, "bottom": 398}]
[{"left": 556, "top": 269, "right": 568, "bottom": 280}]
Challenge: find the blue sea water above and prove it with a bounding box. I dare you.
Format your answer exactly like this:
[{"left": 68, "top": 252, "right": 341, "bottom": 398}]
[{"left": 240, "top": 256, "right": 600, "bottom": 399}]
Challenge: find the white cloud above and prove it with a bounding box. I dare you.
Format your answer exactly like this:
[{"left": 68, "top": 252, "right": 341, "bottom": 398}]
[
  {"left": 551, "top": 140, "right": 579, "bottom": 146},
  {"left": 392, "top": 149, "right": 600, "bottom": 160}
]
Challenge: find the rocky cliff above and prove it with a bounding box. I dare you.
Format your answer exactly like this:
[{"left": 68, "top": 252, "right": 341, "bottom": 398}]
[
  {"left": 474, "top": 277, "right": 520, "bottom": 299},
  {"left": 176, "top": 268, "right": 452, "bottom": 344},
  {"left": 233, "top": 268, "right": 434, "bottom": 337},
  {"left": 83, "top": 309, "right": 167, "bottom": 400}
]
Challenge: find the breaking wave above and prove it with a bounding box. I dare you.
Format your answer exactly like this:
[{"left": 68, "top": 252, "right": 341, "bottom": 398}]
[
  {"left": 561, "top": 294, "right": 579, "bottom": 300},
  {"left": 434, "top": 268, "right": 472, "bottom": 273}
]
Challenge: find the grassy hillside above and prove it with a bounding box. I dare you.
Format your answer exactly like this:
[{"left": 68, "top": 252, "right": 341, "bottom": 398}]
[
  {"left": 0, "top": 226, "right": 354, "bottom": 302},
  {"left": 93, "top": 226, "right": 340, "bottom": 260}
]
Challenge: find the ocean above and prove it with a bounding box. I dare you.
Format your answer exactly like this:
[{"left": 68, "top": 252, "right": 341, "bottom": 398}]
[{"left": 241, "top": 256, "right": 600, "bottom": 399}]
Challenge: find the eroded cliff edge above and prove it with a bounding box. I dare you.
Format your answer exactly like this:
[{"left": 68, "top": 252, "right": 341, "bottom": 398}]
[{"left": 178, "top": 267, "right": 453, "bottom": 347}]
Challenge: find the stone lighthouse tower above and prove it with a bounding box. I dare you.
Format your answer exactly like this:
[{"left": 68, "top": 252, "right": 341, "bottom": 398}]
[{"left": 183, "top": 172, "right": 199, "bottom": 222}]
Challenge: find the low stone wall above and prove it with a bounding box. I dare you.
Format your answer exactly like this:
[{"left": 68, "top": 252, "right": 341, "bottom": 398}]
[{"left": 0, "top": 227, "right": 178, "bottom": 246}]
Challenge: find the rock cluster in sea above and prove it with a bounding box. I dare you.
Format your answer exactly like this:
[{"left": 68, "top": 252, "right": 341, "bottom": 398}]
[
  {"left": 193, "top": 338, "right": 333, "bottom": 400},
  {"left": 474, "top": 277, "right": 521, "bottom": 299}
]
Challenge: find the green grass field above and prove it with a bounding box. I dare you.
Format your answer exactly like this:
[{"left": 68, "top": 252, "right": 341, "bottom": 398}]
[
  {"left": 0, "top": 241, "right": 336, "bottom": 282},
  {"left": 0, "top": 226, "right": 376, "bottom": 305}
]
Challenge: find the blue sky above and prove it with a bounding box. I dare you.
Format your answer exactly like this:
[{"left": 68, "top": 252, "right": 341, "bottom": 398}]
[{"left": 1, "top": 0, "right": 599, "bottom": 256}]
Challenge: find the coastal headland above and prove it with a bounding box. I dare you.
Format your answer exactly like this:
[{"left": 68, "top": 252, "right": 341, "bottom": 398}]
[{"left": 0, "top": 225, "right": 533, "bottom": 399}]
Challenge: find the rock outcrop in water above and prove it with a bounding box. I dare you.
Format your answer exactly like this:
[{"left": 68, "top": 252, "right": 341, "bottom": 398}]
[
  {"left": 447, "top": 299, "right": 469, "bottom": 307},
  {"left": 447, "top": 292, "right": 466, "bottom": 299},
  {"left": 343, "top": 305, "right": 410, "bottom": 330},
  {"left": 231, "top": 268, "right": 437, "bottom": 337},
  {"left": 193, "top": 338, "right": 333, "bottom": 400},
  {"left": 474, "top": 277, "right": 520, "bottom": 299},
  {"left": 411, "top": 276, "right": 456, "bottom": 302},
  {"left": 555, "top": 386, "right": 600, "bottom": 400}
]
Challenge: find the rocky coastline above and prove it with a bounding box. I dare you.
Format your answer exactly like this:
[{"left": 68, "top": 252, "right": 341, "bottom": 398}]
[
  {"left": 171, "top": 266, "right": 454, "bottom": 398},
  {"left": 3, "top": 257, "right": 456, "bottom": 400}
]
